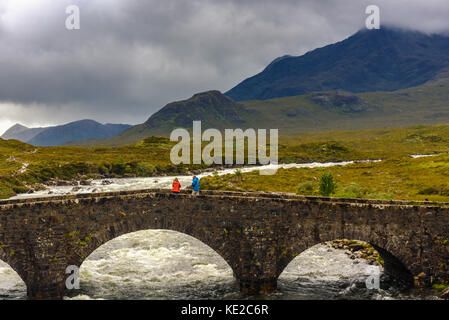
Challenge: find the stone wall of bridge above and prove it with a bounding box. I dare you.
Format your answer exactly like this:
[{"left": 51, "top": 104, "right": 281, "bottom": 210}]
[{"left": 0, "top": 189, "right": 448, "bottom": 299}]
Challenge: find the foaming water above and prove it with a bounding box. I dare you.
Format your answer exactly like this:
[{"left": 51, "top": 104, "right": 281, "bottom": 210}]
[
  {"left": 9, "top": 160, "right": 377, "bottom": 200},
  {"left": 0, "top": 231, "right": 438, "bottom": 300},
  {"left": 0, "top": 261, "right": 26, "bottom": 300},
  {"left": 68, "top": 230, "right": 237, "bottom": 300},
  {"left": 64, "top": 231, "right": 437, "bottom": 300}
]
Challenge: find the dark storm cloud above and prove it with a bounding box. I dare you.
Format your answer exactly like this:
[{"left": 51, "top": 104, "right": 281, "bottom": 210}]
[{"left": 0, "top": 0, "right": 448, "bottom": 133}]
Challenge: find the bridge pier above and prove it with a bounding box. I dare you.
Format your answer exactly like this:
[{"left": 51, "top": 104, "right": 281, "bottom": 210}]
[
  {"left": 23, "top": 262, "right": 70, "bottom": 300},
  {"left": 238, "top": 278, "right": 278, "bottom": 295},
  {"left": 27, "top": 281, "right": 66, "bottom": 300}
]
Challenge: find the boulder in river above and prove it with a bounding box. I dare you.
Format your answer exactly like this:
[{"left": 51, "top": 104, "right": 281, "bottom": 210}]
[{"left": 80, "top": 180, "right": 92, "bottom": 186}]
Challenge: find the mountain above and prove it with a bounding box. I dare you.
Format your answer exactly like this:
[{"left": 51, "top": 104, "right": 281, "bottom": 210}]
[
  {"left": 1, "top": 120, "right": 132, "bottom": 146},
  {"left": 237, "top": 75, "right": 449, "bottom": 135},
  {"left": 85, "top": 90, "right": 255, "bottom": 145},
  {"left": 1, "top": 124, "right": 47, "bottom": 142},
  {"left": 73, "top": 74, "right": 449, "bottom": 145},
  {"left": 226, "top": 27, "right": 449, "bottom": 101},
  {"left": 70, "top": 27, "right": 449, "bottom": 146}
]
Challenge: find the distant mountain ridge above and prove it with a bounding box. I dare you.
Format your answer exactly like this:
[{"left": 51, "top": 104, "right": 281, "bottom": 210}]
[
  {"left": 77, "top": 73, "right": 449, "bottom": 146},
  {"left": 84, "top": 90, "right": 256, "bottom": 145},
  {"left": 38, "top": 27, "right": 449, "bottom": 147},
  {"left": 1, "top": 124, "right": 46, "bottom": 142},
  {"left": 1, "top": 120, "right": 131, "bottom": 146},
  {"left": 226, "top": 27, "right": 449, "bottom": 101}
]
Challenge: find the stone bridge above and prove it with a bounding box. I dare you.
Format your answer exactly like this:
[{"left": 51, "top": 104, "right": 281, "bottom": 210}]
[{"left": 0, "top": 189, "right": 448, "bottom": 299}]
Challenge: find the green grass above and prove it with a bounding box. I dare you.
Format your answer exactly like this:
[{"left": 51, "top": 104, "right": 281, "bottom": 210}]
[
  {"left": 4, "top": 121, "right": 449, "bottom": 201},
  {"left": 240, "top": 77, "right": 449, "bottom": 136},
  {"left": 201, "top": 152, "right": 449, "bottom": 202},
  {"left": 0, "top": 136, "right": 209, "bottom": 199}
]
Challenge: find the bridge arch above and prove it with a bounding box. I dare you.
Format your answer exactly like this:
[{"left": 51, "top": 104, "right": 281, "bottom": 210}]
[
  {"left": 70, "top": 229, "right": 237, "bottom": 299},
  {"left": 70, "top": 217, "right": 239, "bottom": 272},
  {"left": 0, "top": 253, "right": 27, "bottom": 299},
  {"left": 276, "top": 235, "right": 415, "bottom": 289},
  {"left": 0, "top": 247, "right": 26, "bottom": 285}
]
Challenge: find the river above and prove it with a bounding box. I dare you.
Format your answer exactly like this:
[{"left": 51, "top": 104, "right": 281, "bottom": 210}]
[{"left": 0, "top": 159, "right": 440, "bottom": 300}]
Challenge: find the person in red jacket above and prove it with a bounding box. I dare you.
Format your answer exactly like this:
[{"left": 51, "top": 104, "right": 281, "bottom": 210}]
[{"left": 172, "top": 178, "right": 181, "bottom": 193}]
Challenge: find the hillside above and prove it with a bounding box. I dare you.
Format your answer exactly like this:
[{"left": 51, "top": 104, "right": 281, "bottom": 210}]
[
  {"left": 78, "top": 74, "right": 449, "bottom": 146},
  {"left": 238, "top": 75, "right": 449, "bottom": 134},
  {"left": 2, "top": 120, "right": 132, "bottom": 146},
  {"left": 4, "top": 123, "right": 449, "bottom": 201},
  {"left": 67, "top": 28, "right": 449, "bottom": 147},
  {"left": 81, "top": 91, "right": 256, "bottom": 146},
  {"left": 226, "top": 27, "right": 449, "bottom": 101}
]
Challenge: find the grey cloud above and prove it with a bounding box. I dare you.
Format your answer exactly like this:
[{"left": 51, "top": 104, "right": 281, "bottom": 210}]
[{"left": 0, "top": 0, "right": 448, "bottom": 134}]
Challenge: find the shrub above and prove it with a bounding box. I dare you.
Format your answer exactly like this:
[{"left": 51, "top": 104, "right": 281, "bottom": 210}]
[
  {"left": 319, "top": 173, "right": 337, "bottom": 196},
  {"left": 334, "top": 183, "right": 394, "bottom": 200},
  {"left": 418, "top": 186, "right": 440, "bottom": 195},
  {"left": 335, "top": 183, "right": 364, "bottom": 198},
  {"left": 136, "top": 162, "right": 156, "bottom": 176},
  {"left": 297, "top": 181, "right": 316, "bottom": 195},
  {"left": 112, "top": 157, "right": 126, "bottom": 175},
  {"left": 234, "top": 169, "right": 243, "bottom": 182},
  {"left": 98, "top": 163, "right": 110, "bottom": 175}
]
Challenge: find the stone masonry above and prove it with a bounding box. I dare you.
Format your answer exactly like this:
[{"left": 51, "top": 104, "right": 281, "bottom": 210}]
[{"left": 0, "top": 189, "right": 448, "bottom": 299}]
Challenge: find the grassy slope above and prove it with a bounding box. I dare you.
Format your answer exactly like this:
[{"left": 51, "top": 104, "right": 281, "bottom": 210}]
[
  {"left": 73, "top": 91, "right": 256, "bottom": 146},
  {"left": 201, "top": 124, "right": 449, "bottom": 202},
  {"left": 84, "top": 76, "right": 449, "bottom": 146},
  {"left": 4, "top": 123, "right": 449, "bottom": 201},
  {"left": 0, "top": 137, "right": 209, "bottom": 199},
  {"left": 201, "top": 154, "right": 449, "bottom": 202},
  {"left": 240, "top": 77, "right": 449, "bottom": 135}
]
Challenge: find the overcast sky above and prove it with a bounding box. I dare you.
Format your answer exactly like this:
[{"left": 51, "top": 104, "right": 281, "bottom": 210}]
[{"left": 0, "top": 0, "right": 448, "bottom": 135}]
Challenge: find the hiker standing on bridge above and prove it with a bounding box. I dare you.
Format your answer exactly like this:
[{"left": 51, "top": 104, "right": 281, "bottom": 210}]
[
  {"left": 192, "top": 175, "right": 200, "bottom": 195},
  {"left": 172, "top": 178, "right": 181, "bottom": 193}
]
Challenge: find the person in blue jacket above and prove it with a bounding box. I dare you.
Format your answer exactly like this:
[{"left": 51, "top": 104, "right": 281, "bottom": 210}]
[{"left": 192, "top": 176, "right": 200, "bottom": 195}]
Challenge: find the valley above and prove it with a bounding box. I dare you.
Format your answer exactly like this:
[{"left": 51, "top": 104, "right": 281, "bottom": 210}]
[{"left": 3, "top": 123, "right": 449, "bottom": 203}]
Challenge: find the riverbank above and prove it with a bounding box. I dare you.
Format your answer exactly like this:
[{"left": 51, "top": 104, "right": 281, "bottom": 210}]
[
  {"left": 328, "top": 240, "right": 384, "bottom": 266},
  {"left": 200, "top": 153, "right": 449, "bottom": 202},
  {"left": 9, "top": 160, "right": 373, "bottom": 200},
  {"left": 3, "top": 122, "right": 449, "bottom": 200}
]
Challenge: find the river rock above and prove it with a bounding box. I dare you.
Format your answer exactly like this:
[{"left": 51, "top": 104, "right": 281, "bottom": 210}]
[
  {"left": 80, "top": 180, "right": 92, "bottom": 186},
  {"left": 349, "top": 243, "right": 364, "bottom": 251},
  {"left": 101, "top": 180, "right": 113, "bottom": 185},
  {"left": 440, "top": 288, "right": 449, "bottom": 299},
  {"left": 50, "top": 179, "right": 77, "bottom": 186}
]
